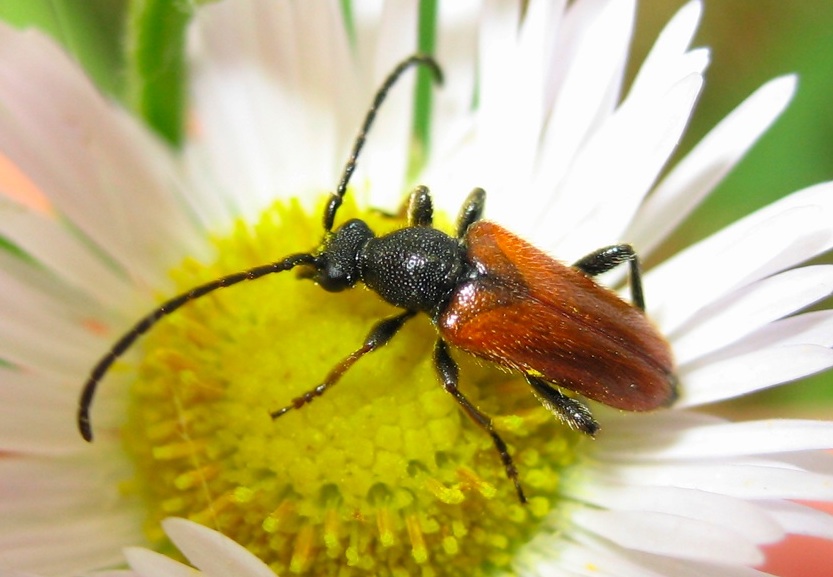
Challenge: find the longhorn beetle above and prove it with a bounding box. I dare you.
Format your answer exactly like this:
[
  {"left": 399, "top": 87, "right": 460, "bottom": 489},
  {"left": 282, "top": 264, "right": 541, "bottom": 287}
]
[{"left": 78, "top": 54, "right": 677, "bottom": 504}]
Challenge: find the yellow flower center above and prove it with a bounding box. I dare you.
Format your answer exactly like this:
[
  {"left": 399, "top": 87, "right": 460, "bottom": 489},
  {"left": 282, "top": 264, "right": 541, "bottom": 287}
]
[{"left": 123, "top": 198, "right": 583, "bottom": 576}]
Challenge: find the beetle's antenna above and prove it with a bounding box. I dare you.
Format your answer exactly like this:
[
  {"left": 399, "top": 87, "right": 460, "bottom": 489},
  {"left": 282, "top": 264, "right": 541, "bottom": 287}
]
[
  {"left": 77, "top": 252, "right": 317, "bottom": 442},
  {"left": 323, "top": 54, "right": 444, "bottom": 232}
]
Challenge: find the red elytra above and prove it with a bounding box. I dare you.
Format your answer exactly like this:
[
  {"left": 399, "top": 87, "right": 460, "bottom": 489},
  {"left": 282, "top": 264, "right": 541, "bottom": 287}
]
[{"left": 439, "top": 221, "right": 676, "bottom": 412}]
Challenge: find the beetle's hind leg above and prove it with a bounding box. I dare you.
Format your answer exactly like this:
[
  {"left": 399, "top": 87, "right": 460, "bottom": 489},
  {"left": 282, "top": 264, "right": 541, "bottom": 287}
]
[
  {"left": 433, "top": 339, "right": 527, "bottom": 504},
  {"left": 572, "top": 244, "right": 645, "bottom": 311},
  {"left": 525, "top": 375, "right": 599, "bottom": 436},
  {"left": 270, "top": 309, "right": 416, "bottom": 419},
  {"left": 455, "top": 188, "right": 486, "bottom": 238}
]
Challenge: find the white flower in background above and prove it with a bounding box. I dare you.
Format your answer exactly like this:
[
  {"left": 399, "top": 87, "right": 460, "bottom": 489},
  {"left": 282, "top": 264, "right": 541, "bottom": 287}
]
[{"left": 0, "top": 1, "right": 832, "bottom": 576}]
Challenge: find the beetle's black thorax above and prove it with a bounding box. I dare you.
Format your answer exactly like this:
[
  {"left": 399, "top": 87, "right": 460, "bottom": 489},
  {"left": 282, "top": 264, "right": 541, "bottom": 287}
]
[{"left": 360, "top": 226, "right": 467, "bottom": 314}]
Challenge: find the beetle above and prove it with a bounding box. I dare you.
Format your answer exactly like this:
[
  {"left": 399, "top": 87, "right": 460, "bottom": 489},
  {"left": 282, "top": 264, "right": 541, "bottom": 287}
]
[{"left": 77, "top": 54, "right": 677, "bottom": 504}]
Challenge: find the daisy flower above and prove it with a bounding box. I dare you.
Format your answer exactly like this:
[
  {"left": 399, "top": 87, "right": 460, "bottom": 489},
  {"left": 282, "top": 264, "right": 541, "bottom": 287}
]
[{"left": 1, "top": 1, "right": 832, "bottom": 576}]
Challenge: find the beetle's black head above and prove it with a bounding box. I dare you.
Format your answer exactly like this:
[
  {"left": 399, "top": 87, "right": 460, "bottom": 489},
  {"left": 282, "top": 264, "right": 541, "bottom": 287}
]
[{"left": 303, "top": 219, "right": 375, "bottom": 292}]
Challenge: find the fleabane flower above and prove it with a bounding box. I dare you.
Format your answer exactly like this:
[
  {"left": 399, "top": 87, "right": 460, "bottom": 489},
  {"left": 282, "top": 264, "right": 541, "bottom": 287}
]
[{"left": 1, "top": 1, "right": 833, "bottom": 577}]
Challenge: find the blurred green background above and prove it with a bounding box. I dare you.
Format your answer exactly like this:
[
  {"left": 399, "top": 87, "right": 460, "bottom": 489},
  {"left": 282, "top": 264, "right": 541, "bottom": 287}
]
[{"left": 0, "top": 0, "right": 831, "bottom": 416}]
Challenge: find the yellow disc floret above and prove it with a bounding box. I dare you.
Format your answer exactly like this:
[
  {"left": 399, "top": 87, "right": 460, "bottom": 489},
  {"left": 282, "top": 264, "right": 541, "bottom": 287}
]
[{"left": 123, "top": 198, "right": 583, "bottom": 576}]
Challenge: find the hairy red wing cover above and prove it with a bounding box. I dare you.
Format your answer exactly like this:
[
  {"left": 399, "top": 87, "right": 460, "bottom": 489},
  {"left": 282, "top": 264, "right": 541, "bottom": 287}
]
[{"left": 438, "top": 221, "right": 675, "bottom": 411}]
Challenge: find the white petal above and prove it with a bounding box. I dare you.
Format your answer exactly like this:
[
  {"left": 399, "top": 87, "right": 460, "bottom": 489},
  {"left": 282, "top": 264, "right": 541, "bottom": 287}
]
[
  {"left": 596, "top": 419, "right": 833, "bottom": 461},
  {"left": 647, "top": 182, "right": 833, "bottom": 333},
  {"left": 678, "top": 310, "right": 833, "bottom": 404},
  {"left": 124, "top": 547, "right": 198, "bottom": 577},
  {"left": 189, "top": 0, "right": 312, "bottom": 218},
  {"left": 535, "top": 0, "right": 708, "bottom": 256},
  {"left": 0, "top": 260, "right": 97, "bottom": 334},
  {"left": 0, "top": 451, "right": 134, "bottom": 521},
  {"left": 572, "top": 508, "right": 764, "bottom": 564},
  {"left": 431, "top": 0, "right": 482, "bottom": 147},
  {"left": 0, "top": 368, "right": 80, "bottom": 453},
  {"left": 0, "top": 251, "right": 128, "bottom": 386},
  {"left": 0, "top": 507, "right": 139, "bottom": 575},
  {"left": 722, "top": 309, "right": 833, "bottom": 353},
  {"left": 626, "top": 47, "right": 709, "bottom": 122},
  {"left": 672, "top": 265, "right": 833, "bottom": 365},
  {"left": 360, "top": 2, "right": 424, "bottom": 209},
  {"left": 627, "top": 0, "right": 702, "bottom": 102},
  {"left": 0, "top": 249, "right": 108, "bottom": 323},
  {"left": 190, "top": 0, "right": 282, "bottom": 215},
  {"left": 758, "top": 500, "right": 833, "bottom": 539},
  {"left": 162, "top": 518, "right": 276, "bottom": 577},
  {"left": 778, "top": 451, "right": 833, "bottom": 477},
  {"left": 473, "top": 0, "right": 547, "bottom": 217},
  {"left": 603, "top": 406, "right": 727, "bottom": 433},
  {"left": 0, "top": 24, "right": 205, "bottom": 289},
  {"left": 189, "top": 0, "right": 365, "bottom": 220},
  {"left": 629, "top": 75, "right": 797, "bottom": 253},
  {"left": 0, "top": 202, "right": 134, "bottom": 310},
  {"left": 563, "top": 533, "right": 768, "bottom": 577},
  {"left": 0, "top": 258, "right": 132, "bottom": 389},
  {"left": 541, "top": 71, "right": 703, "bottom": 259},
  {"left": 543, "top": 536, "right": 668, "bottom": 577},
  {"left": 0, "top": 267, "right": 105, "bottom": 376},
  {"left": 531, "top": 0, "right": 635, "bottom": 217},
  {"left": 568, "top": 484, "right": 783, "bottom": 545},
  {"left": 680, "top": 344, "right": 833, "bottom": 406},
  {"left": 590, "top": 461, "right": 833, "bottom": 501}
]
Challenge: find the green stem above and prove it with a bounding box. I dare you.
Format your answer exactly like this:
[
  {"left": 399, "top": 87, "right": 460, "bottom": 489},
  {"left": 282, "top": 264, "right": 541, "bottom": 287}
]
[
  {"left": 125, "top": 0, "right": 193, "bottom": 147},
  {"left": 409, "top": 0, "right": 438, "bottom": 178}
]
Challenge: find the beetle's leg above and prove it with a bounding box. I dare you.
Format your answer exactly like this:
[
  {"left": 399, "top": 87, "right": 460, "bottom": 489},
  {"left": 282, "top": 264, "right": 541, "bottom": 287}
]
[
  {"left": 270, "top": 309, "right": 416, "bottom": 418},
  {"left": 456, "top": 188, "right": 486, "bottom": 238},
  {"left": 407, "top": 185, "right": 433, "bottom": 226},
  {"left": 525, "top": 375, "right": 599, "bottom": 436},
  {"left": 572, "top": 244, "right": 645, "bottom": 311},
  {"left": 433, "top": 339, "right": 527, "bottom": 504}
]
